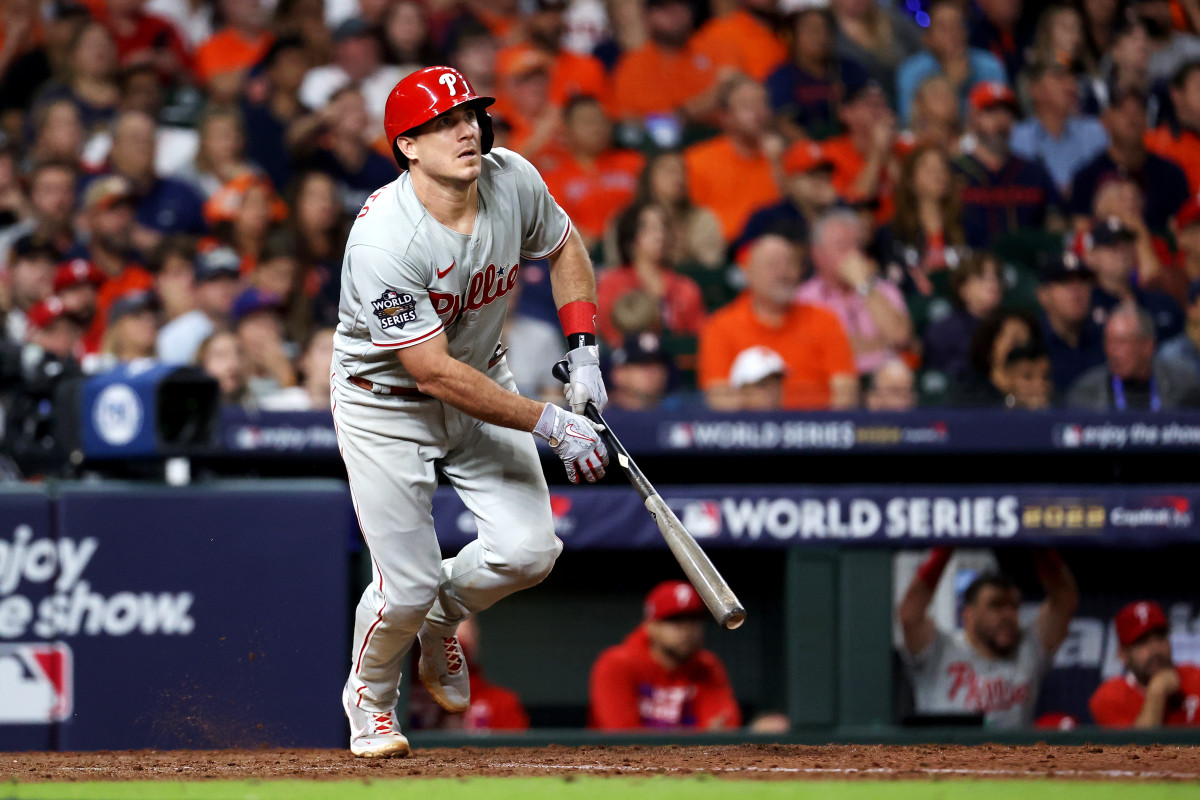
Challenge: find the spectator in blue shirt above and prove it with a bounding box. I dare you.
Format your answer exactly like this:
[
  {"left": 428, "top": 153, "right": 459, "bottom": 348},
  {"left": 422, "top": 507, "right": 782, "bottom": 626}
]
[
  {"left": 954, "top": 82, "right": 1065, "bottom": 249},
  {"left": 1085, "top": 216, "right": 1184, "bottom": 343},
  {"left": 895, "top": 0, "right": 1008, "bottom": 124},
  {"left": 1069, "top": 86, "right": 1190, "bottom": 234},
  {"left": 1009, "top": 58, "right": 1109, "bottom": 194},
  {"left": 102, "top": 111, "right": 207, "bottom": 253},
  {"left": 298, "top": 86, "right": 398, "bottom": 215},
  {"left": 767, "top": 5, "right": 870, "bottom": 141},
  {"left": 240, "top": 35, "right": 316, "bottom": 194},
  {"left": 1036, "top": 252, "right": 1105, "bottom": 392}
]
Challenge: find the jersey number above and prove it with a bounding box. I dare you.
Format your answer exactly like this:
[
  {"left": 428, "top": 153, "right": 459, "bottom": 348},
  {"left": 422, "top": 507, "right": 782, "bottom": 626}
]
[
  {"left": 358, "top": 189, "right": 384, "bottom": 219},
  {"left": 440, "top": 73, "right": 458, "bottom": 97}
]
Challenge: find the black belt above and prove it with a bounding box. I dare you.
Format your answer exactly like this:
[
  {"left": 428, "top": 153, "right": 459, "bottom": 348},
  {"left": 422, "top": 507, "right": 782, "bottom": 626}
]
[{"left": 347, "top": 345, "right": 507, "bottom": 397}]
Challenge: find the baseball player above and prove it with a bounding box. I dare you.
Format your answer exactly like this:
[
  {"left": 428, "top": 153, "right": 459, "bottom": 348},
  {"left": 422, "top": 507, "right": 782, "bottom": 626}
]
[{"left": 331, "top": 66, "right": 609, "bottom": 758}]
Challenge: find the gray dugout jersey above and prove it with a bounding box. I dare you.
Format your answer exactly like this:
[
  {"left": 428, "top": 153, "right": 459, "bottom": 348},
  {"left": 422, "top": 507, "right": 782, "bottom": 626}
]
[
  {"left": 333, "top": 148, "right": 572, "bottom": 388},
  {"left": 900, "top": 626, "right": 1051, "bottom": 728}
]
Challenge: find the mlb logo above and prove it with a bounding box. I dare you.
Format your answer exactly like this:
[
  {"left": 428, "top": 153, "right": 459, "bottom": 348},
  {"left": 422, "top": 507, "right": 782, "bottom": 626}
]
[
  {"left": 679, "top": 501, "right": 722, "bottom": 539},
  {"left": 0, "top": 643, "right": 73, "bottom": 723}
]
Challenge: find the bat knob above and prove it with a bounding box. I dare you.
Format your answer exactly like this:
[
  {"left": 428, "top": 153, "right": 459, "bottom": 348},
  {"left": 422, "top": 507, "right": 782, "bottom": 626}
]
[
  {"left": 723, "top": 609, "right": 747, "bottom": 630},
  {"left": 552, "top": 359, "right": 570, "bottom": 384}
]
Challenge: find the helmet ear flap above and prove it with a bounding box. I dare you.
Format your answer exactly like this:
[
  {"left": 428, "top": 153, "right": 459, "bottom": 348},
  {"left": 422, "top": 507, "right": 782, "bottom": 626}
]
[{"left": 478, "top": 110, "right": 495, "bottom": 156}]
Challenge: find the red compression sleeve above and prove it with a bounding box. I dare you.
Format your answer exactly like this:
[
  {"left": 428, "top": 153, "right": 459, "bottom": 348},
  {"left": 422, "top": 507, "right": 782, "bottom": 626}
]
[
  {"left": 916, "top": 547, "right": 953, "bottom": 587},
  {"left": 558, "top": 300, "right": 598, "bottom": 350}
]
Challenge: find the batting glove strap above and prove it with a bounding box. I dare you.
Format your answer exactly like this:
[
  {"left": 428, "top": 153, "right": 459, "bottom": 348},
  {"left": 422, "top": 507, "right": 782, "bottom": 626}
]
[
  {"left": 565, "top": 345, "right": 608, "bottom": 414},
  {"left": 533, "top": 403, "right": 609, "bottom": 484}
]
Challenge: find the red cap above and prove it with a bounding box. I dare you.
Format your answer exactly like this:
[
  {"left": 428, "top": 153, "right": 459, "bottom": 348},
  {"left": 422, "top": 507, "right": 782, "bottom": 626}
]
[
  {"left": 783, "top": 141, "right": 834, "bottom": 175},
  {"left": 969, "top": 81, "right": 1018, "bottom": 112},
  {"left": 644, "top": 580, "right": 705, "bottom": 621},
  {"left": 26, "top": 296, "right": 69, "bottom": 330},
  {"left": 1176, "top": 198, "right": 1200, "bottom": 230},
  {"left": 54, "top": 258, "right": 107, "bottom": 293},
  {"left": 1114, "top": 600, "right": 1168, "bottom": 647}
]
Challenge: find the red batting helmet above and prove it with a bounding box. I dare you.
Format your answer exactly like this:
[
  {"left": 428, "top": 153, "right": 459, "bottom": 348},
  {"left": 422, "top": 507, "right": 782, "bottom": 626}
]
[{"left": 383, "top": 66, "right": 495, "bottom": 170}]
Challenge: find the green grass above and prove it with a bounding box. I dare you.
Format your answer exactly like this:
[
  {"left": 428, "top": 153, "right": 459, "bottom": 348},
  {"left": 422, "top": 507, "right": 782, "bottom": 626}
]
[{"left": 4, "top": 779, "right": 1199, "bottom": 800}]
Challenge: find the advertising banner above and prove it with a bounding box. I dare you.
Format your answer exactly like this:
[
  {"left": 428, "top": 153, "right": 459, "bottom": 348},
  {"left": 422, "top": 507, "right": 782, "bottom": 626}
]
[{"left": 0, "top": 482, "right": 353, "bottom": 751}]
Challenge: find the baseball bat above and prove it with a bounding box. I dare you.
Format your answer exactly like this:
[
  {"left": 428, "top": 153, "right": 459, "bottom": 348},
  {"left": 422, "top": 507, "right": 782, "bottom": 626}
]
[{"left": 553, "top": 360, "right": 746, "bottom": 630}]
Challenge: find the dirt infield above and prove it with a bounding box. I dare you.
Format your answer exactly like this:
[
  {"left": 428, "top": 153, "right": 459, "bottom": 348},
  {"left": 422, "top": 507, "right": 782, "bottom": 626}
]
[{"left": 5, "top": 744, "right": 1200, "bottom": 783}]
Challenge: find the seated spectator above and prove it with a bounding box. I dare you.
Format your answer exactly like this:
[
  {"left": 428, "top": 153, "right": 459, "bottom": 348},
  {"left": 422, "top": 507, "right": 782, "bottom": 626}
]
[
  {"left": 923, "top": 254, "right": 1004, "bottom": 377},
  {"left": 239, "top": 35, "right": 314, "bottom": 193},
  {"left": 688, "top": 0, "right": 786, "bottom": 83},
  {"left": 1173, "top": 200, "right": 1200, "bottom": 285},
  {"left": 821, "top": 76, "right": 901, "bottom": 218},
  {"left": 149, "top": 236, "right": 196, "bottom": 325},
  {"left": 77, "top": 176, "right": 156, "bottom": 338},
  {"left": 182, "top": 106, "right": 258, "bottom": 200},
  {"left": 490, "top": 46, "right": 562, "bottom": 161},
  {"left": 955, "top": 82, "right": 1065, "bottom": 250},
  {"left": 903, "top": 75, "right": 963, "bottom": 155},
  {"left": 2, "top": 235, "right": 58, "bottom": 345},
  {"left": 998, "top": 342, "right": 1054, "bottom": 410},
  {"left": 31, "top": 20, "right": 120, "bottom": 136},
  {"left": 597, "top": 203, "right": 706, "bottom": 348},
  {"left": 1146, "top": 61, "right": 1200, "bottom": 195},
  {"left": 1035, "top": 253, "right": 1104, "bottom": 393},
  {"left": 1086, "top": 217, "right": 1183, "bottom": 343},
  {"left": 1090, "top": 600, "right": 1200, "bottom": 728},
  {"left": 1070, "top": 86, "right": 1190, "bottom": 234},
  {"left": 196, "top": 329, "right": 251, "bottom": 407},
  {"left": 968, "top": 0, "right": 1031, "bottom": 83},
  {"left": 628, "top": 151, "right": 724, "bottom": 269},
  {"left": 955, "top": 306, "right": 1041, "bottom": 406},
  {"left": 1066, "top": 303, "right": 1200, "bottom": 410},
  {"left": 831, "top": 0, "right": 923, "bottom": 107},
  {"left": 288, "top": 170, "right": 350, "bottom": 327},
  {"left": 895, "top": 0, "right": 1007, "bottom": 124},
  {"left": 896, "top": 547, "right": 1078, "bottom": 727},
  {"left": 53, "top": 259, "right": 106, "bottom": 347},
  {"left": 1024, "top": 4, "right": 1093, "bottom": 81},
  {"left": 729, "top": 345, "right": 786, "bottom": 411},
  {"left": 864, "top": 358, "right": 917, "bottom": 411},
  {"left": 103, "top": 111, "right": 208, "bottom": 249},
  {"left": 98, "top": 289, "right": 159, "bottom": 368},
  {"left": 298, "top": 18, "right": 406, "bottom": 134},
  {"left": 539, "top": 96, "right": 643, "bottom": 249},
  {"left": 382, "top": 1, "right": 442, "bottom": 69},
  {"left": 767, "top": 4, "right": 869, "bottom": 142},
  {"left": 589, "top": 580, "right": 741, "bottom": 730},
  {"left": 0, "top": 161, "right": 78, "bottom": 272},
  {"left": 259, "top": 327, "right": 337, "bottom": 411},
  {"left": 889, "top": 144, "right": 968, "bottom": 284},
  {"left": 193, "top": 0, "right": 272, "bottom": 104},
  {"left": 606, "top": 332, "right": 673, "bottom": 411},
  {"left": 408, "top": 617, "right": 529, "bottom": 732},
  {"left": 698, "top": 234, "right": 857, "bottom": 410},
  {"left": 157, "top": 246, "right": 241, "bottom": 365},
  {"left": 1009, "top": 58, "right": 1109, "bottom": 195},
  {"left": 27, "top": 98, "right": 88, "bottom": 169},
  {"left": 1087, "top": 178, "right": 1175, "bottom": 301},
  {"left": 233, "top": 287, "right": 298, "bottom": 401},
  {"left": 611, "top": 0, "right": 719, "bottom": 130},
  {"left": 25, "top": 297, "right": 84, "bottom": 361},
  {"left": 103, "top": 0, "right": 192, "bottom": 85},
  {"left": 498, "top": 0, "right": 610, "bottom": 109},
  {"left": 299, "top": 86, "right": 398, "bottom": 212},
  {"left": 683, "top": 76, "right": 783, "bottom": 244},
  {"left": 205, "top": 173, "right": 290, "bottom": 275},
  {"left": 798, "top": 210, "right": 914, "bottom": 376},
  {"left": 1158, "top": 282, "right": 1200, "bottom": 378},
  {"left": 734, "top": 141, "right": 837, "bottom": 261}
]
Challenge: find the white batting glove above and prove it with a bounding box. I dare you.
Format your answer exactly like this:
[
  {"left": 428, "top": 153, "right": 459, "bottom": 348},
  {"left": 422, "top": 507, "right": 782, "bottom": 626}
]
[
  {"left": 533, "top": 403, "right": 609, "bottom": 484},
  {"left": 564, "top": 345, "right": 608, "bottom": 415}
]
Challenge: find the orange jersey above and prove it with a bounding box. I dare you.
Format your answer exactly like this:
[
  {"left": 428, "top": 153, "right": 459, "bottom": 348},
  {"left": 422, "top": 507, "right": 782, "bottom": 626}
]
[
  {"left": 612, "top": 43, "right": 717, "bottom": 119},
  {"left": 540, "top": 149, "right": 644, "bottom": 240},
  {"left": 698, "top": 292, "right": 856, "bottom": 409},
  {"left": 1145, "top": 127, "right": 1200, "bottom": 196},
  {"left": 821, "top": 134, "right": 897, "bottom": 221},
  {"left": 87, "top": 264, "right": 156, "bottom": 350},
  {"left": 689, "top": 9, "right": 786, "bottom": 82},
  {"left": 1090, "top": 665, "right": 1200, "bottom": 727},
  {"left": 684, "top": 135, "right": 780, "bottom": 242},
  {"left": 194, "top": 29, "right": 272, "bottom": 84},
  {"left": 550, "top": 50, "right": 611, "bottom": 109}
]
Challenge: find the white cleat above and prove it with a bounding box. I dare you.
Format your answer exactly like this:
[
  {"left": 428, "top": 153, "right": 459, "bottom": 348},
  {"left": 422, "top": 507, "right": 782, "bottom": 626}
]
[
  {"left": 418, "top": 628, "right": 470, "bottom": 713},
  {"left": 342, "top": 685, "right": 410, "bottom": 758}
]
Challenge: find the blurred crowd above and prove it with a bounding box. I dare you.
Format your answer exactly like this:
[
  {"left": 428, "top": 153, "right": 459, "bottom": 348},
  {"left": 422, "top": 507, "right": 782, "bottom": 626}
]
[{"left": 3, "top": 0, "right": 1200, "bottom": 416}]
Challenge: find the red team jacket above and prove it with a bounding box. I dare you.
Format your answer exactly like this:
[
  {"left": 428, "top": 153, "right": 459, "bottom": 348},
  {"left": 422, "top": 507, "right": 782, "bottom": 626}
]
[
  {"left": 1089, "top": 665, "right": 1200, "bottom": 727},
  {"left": 588, "top": 626, "right": 741, "bottom": 729}
]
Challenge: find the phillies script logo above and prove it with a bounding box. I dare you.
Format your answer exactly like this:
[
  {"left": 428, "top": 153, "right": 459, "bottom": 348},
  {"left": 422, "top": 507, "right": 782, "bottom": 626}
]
[
  {"left": 372, "top": 290, "right": 417, "bottom": 330},
  {"left": 947, "top": 662, "right": 1029, "bottom": 712},
  {"left": 430, "top": 263, "right": 519, "bottom": 323}
]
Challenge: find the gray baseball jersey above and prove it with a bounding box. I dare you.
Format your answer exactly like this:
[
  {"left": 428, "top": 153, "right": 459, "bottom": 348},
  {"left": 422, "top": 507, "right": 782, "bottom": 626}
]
[
  {"left": 333, "top": 147, "right": 572, "bottom": 388},
  {"left": 900, "top": 627, "right": 1051, "bottom": 728}
]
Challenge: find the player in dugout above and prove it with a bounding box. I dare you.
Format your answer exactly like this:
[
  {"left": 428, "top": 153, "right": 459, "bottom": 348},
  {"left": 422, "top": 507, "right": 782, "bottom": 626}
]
[
  {"left": 589, "top": 580, "right": 741, "bottom": 730},
  {"left": 1090, "top": 600, "right": 1200, "bottom": 727},
  {"left": 896, "top": 547, "right": 1078, "bottom": 727}
]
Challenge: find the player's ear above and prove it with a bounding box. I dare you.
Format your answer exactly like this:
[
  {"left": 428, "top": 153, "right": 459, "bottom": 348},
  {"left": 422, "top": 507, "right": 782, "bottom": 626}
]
[{"left": 396, "top": 135, "right": 419, "bottom": 164}]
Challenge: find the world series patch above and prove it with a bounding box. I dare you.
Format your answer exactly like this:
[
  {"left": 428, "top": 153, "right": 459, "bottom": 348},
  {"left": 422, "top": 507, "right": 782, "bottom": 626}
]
[{"left": 372, "top": 289, "right": 417, "bottom": 329}]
